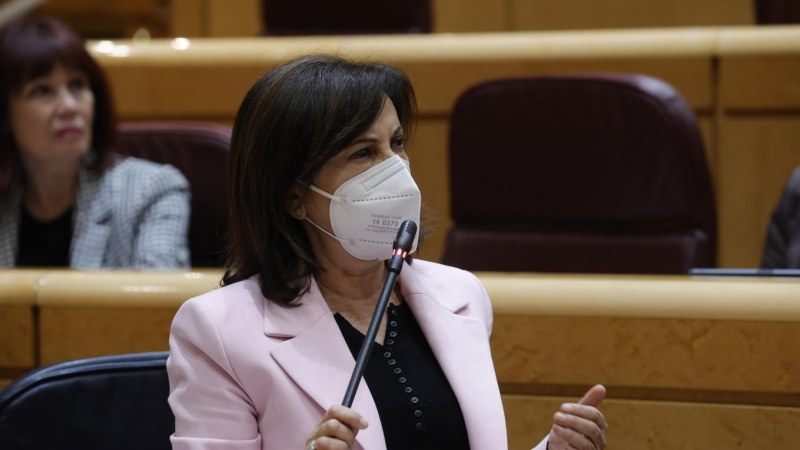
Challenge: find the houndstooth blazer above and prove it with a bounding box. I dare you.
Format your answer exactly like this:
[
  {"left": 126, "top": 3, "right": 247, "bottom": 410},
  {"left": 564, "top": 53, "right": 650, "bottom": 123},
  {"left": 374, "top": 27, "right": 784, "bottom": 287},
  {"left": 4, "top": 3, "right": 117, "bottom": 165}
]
[{"left": 0, "top": 156, "right": 191, "bottom": 269}]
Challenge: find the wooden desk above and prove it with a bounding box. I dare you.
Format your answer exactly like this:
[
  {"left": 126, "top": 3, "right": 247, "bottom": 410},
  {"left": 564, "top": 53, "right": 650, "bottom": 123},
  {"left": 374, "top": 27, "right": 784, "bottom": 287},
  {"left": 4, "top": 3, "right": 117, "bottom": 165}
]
[
  {"left": 0, "top": 271, "right": 42, "bottom": 389},
  {"left": 484, "top": 272, "right": 800, "bottom": 449},
  {"left": 1, "top": 269, "right": 797, "bottom": 448},
  {"left": 35, "top": 270, "right": 221, "bottom": 365}
]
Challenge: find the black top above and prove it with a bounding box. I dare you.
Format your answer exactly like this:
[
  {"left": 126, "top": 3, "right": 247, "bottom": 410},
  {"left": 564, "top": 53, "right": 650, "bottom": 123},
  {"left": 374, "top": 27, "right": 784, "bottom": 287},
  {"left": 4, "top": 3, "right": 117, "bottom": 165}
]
[
  {"left": 17, "top": 205, "right": 73, "bottom": 267},
  {"left": 334, "top": 302, "right": 470, "bottom": 450}
]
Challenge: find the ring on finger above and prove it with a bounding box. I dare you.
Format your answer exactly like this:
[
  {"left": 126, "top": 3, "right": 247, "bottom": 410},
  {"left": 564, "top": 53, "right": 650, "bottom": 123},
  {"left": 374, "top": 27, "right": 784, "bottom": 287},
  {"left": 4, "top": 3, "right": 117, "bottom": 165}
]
[{"left": 309, "top": 439, "right": 316, "bottom": 450}]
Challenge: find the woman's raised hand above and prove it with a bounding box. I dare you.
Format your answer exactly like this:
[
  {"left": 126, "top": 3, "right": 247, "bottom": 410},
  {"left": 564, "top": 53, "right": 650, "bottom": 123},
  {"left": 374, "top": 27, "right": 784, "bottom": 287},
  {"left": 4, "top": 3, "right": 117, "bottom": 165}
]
[
  {"left": 306, "top": 405, "right": 369, "bottom": 450},
  {"left": 546, "top": 384, "right": 608, "bottom": 450}
]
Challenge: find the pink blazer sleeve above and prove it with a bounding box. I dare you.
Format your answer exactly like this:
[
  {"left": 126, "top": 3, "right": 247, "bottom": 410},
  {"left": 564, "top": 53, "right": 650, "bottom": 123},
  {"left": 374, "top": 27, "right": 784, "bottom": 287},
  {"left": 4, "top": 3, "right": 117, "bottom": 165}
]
[{"left": 167, "top": 298, "right": 262, "bottom": 449}]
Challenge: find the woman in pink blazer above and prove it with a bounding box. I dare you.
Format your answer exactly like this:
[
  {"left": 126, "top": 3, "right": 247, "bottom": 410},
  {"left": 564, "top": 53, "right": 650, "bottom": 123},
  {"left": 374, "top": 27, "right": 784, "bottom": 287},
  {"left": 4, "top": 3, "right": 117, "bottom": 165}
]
[{"left": 167, "top": 54, "right": 608, "bottom": 450}]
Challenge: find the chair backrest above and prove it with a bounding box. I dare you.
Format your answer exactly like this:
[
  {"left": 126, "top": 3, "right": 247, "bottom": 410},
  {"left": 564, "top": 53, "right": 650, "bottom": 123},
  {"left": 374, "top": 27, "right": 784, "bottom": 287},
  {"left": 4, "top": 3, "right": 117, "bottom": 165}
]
[
  {"left": 756, "top": 0, "right": 800, "bottom": 24},
  {"left": 261, "top": 0, "right": 432, "bottom": 35},
  {"left": 444, "top": 74, "right": 716, "bottom": 274},
  {"left": 116, "top": 122, "right": 231, "bottom": 267},
  {"left": 0, "top": 352, "right": 173, "bottom": 450},
  {"left": 761, "top": 166, "right": 800, "bottom": 269}
]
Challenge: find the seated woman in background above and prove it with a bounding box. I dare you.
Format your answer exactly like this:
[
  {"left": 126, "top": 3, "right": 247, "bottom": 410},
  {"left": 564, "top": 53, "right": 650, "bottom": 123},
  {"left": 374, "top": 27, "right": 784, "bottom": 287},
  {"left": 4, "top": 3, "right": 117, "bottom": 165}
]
[
  {"left": 0, "top": 17, "right": 190, "bottom": 269},
  {"left": 762, "top": 166, "right": 800, "bottom": 269},
  {"left": 168, "top": 54, "right": 608, "bottom": 450}
]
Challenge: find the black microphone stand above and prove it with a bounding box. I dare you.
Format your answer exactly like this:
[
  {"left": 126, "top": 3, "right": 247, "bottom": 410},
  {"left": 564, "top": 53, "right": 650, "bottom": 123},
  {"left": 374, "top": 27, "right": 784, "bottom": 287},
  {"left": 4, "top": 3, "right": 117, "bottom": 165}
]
[{"left": 341, "top": 220, "right": 417, "bottom": 408}]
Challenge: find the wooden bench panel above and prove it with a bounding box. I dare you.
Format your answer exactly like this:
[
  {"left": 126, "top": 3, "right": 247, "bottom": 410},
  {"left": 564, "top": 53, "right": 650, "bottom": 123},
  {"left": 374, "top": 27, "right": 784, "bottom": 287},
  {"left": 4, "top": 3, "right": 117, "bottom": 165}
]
[{"left": 503, "top": 395, "right": 800, "bottom": 450}]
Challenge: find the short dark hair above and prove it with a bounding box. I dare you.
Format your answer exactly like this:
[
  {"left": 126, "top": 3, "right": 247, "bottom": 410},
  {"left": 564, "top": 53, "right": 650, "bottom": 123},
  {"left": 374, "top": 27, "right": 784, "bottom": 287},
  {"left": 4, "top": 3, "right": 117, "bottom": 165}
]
[
  {"left": 0, "top": 17, "right": 117, "bottom": 195},
  {"left": 223, "top": 54, "right": 417, "bottom": 306}
]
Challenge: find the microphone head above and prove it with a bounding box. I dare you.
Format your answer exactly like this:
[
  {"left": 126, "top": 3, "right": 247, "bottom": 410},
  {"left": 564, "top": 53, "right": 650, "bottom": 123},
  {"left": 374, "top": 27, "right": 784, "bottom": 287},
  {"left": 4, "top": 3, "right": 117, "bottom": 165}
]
[{"left": 393, "top": 220, "right": 417, "bottom": 253}]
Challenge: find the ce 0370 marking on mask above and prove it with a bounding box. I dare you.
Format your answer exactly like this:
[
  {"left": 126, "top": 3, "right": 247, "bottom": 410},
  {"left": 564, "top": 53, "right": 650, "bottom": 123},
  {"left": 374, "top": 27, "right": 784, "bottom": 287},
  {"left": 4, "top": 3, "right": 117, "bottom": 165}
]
[{"left": 306, "top": 155, "right": 421, "bottom": 261}]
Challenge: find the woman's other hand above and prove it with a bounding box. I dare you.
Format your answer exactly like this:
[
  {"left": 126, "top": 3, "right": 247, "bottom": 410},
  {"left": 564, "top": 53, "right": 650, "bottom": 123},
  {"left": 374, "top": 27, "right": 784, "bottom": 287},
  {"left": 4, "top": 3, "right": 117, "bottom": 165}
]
[
  {"left": 306, "top": 405, "right": 369, "bottom": 450},
  {"left": 547, "top": 384, "right": 608, "bottom": 450}
]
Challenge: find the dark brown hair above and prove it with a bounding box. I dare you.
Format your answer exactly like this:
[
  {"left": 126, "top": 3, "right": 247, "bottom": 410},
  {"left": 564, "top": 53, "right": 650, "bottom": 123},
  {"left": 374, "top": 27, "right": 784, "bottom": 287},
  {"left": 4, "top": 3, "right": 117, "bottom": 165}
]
[
  {"left": 223, "top": 54, "right": 417, "bottom": 306},
  {"left": 0, "top": 17, "right": 117, "bottom": 194}
]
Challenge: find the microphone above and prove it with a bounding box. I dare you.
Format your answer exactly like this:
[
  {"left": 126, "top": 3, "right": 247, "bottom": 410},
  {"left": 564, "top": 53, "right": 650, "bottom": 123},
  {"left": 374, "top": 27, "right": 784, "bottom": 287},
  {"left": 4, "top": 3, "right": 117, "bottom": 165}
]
[{"left": 342, "top": 220, "right": 418, "bottom": 408}]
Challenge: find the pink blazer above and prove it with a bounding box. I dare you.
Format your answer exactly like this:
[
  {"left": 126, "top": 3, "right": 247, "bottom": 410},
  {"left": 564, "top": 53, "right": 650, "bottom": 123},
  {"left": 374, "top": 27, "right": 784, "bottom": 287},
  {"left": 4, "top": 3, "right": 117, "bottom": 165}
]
[{"left": 167, "top": 260, "right": 548, "bottom": 450}]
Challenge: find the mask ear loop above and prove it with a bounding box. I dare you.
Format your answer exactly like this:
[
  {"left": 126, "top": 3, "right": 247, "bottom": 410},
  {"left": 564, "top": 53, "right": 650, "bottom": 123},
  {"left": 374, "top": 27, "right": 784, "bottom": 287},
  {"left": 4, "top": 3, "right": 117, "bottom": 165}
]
[
  {"left": 306, "top": 184, "right": 341, "bottom": 202},
  {"left": 305, "top": 217, "right": 348, "bottom": 244},
  {"left": 296, "top": 181, "right": 347, "bottom": 243}
]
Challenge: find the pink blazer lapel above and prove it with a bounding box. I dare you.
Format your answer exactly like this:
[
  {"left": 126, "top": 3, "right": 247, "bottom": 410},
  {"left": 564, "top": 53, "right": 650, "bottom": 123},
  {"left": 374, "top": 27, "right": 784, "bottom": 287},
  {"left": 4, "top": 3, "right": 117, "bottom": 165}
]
[
  {"left": 399, "top": 263, "right": 508, "bottom": 450},
  {"left": 265, "top": 279, "right": 387, "bottom": 450}
]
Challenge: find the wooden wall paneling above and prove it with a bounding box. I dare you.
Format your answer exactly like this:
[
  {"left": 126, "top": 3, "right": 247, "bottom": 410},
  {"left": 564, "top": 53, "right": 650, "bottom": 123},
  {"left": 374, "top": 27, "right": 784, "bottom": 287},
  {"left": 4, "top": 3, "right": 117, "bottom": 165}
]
[
  {"left": 718, "top": 27, "right": 800, "bottom": 111},
  {"left": 719, "top": 56, "right": 800, "bottom": 110},
  {"left": 207, "top": 0, "right": 263, "bottom": 37},
  {"left": 170, "top": 0, "right": 207, "bottom": 37},
  {"left": 94, "top": 30, "right": 718, "bottom": 118},
  {"left": 0, "top": 271, "right": 42, "bottom": 373},
  {"left": 35, "top": 271, "right": 221, "bottom": 364},
  {"left": 102, "top": 63, "right": 266, "bottom": 120},
  {"left": 0, "top": 306, "right": 36, "bottom": 369},
  {"left": 432, "top": 0, "right": 509, "bottom": 33},
  {"left": 491, "top": 316, "right": 800, "bottom": 394},
  {"left": 38, "top": 0, "right": 169, "bottom": 39},
  {"left": 38, "top": 307, "right": 178, "bottom": 365},
  {"left": 510, "top": 0, "right": 753, "bottom": 31},
  {"left": 170, "top": 0, "right": 262, "bottom": 37},
  {"left": 503, "top": 395, "right": 800, "bottom": 450},
  {"left": 103, "top": 56, "right": 713, "bottom": 119},
  {"left": 716, "top": 117, "right": 800, "bottom": 267}
]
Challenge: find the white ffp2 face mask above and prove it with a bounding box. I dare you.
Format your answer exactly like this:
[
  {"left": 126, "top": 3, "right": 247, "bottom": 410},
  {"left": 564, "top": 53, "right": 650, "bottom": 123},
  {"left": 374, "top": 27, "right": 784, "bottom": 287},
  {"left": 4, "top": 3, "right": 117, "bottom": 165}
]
[{"left": 305, "top": 155, "right": 421, "bottom": 261}]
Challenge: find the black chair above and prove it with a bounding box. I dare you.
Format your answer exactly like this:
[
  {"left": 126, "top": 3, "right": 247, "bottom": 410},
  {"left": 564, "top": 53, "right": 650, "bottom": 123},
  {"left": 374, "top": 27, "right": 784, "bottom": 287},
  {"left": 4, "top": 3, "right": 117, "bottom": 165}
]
[
  {"left": 756, "top": 0, "right": 800, "bottom": 24},
  {"left": 0, "top": 352, "right": 173, "bottom": 450},
  {"left": 261, "top": 0, "right": 432, "bottom": 35}
]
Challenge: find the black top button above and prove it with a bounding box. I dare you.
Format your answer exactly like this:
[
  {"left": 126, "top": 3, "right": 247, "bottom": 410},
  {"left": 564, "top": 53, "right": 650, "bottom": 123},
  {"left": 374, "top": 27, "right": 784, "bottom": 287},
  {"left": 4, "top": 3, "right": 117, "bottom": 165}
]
[
  {"left": 384, "top": 352, "right": 392, "bottom": 358},
  {"left": 405, "top": 387, "right": 413, "bottom": 393},
  {"left": 393, "top": 368, "right": 401, "bottom": 374},
  {"left": 387, "top": 339, "right": 395, "bottom": 345},
  {"left": 398, "top": 377, "right": 406, "bottom": 383},
  {"left": 388, "top": 359, "right": 396, "bottom": 365},
  {"left": 411, "top": 397, "right": 419, "bottom": 404},
  {"left": 390, "top": 321, "right": 398, "bottom": 327},
  {"left": 389, "top": 331, "right": 397, "bottom": 338},
  {"left": 392, "top": 309, "right": 398, "bottom": 316},
  {"left": 414, "top": 410, "right": 422, "bottom": 417},
  {"left": 416, "top": 423, "right": 424, "bottom": 431}
]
